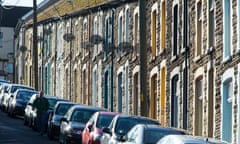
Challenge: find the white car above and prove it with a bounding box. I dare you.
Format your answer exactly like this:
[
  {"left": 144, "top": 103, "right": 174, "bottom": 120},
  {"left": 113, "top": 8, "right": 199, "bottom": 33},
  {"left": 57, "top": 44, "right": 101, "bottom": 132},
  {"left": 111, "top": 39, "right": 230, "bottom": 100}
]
[
  {"left": 2, "top": 84, "right": 34, "bottom": 112},
  {"left": 157, "top": 135, "right": 229, "bottom": 144}
]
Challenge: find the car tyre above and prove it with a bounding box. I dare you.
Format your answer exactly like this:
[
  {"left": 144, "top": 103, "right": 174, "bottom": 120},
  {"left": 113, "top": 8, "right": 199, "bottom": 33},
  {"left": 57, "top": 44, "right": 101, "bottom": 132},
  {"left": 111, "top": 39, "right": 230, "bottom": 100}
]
[{"left": 47, "top": 127, "right": 54, "bottom": 140}]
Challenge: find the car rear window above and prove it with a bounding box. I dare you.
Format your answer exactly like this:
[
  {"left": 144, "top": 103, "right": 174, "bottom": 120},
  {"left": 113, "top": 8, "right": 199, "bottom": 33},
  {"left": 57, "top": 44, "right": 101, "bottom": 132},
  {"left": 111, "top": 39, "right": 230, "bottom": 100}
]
[
  {"left": 16, "top": 91, "right": 37, "bottom": 101},
  {"left": 115, "top": 117, "right": 159, "bottom": 136},
  {"left": 71, "top": 109, "right": 96, "bottom": 123},
  {"left": 144, "top": 129, "right": 184, "bottom": 144},
  {"left": 96, "top": 115, "right": 115, "bottom": 129},
  {"left": 48, "top": 99, "right": 58, "bottom": 109},
  {"left": 11, "top": 86, "right": 34, "bottom": 93},
  {"left": 55, "top": 103, "right": 74, "bottom": 115}
]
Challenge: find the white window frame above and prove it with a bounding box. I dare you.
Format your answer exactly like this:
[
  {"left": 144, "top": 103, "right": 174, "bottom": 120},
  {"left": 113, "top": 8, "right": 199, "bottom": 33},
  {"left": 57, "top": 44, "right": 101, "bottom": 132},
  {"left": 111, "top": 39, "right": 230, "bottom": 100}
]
[
  {"left": 221, "top": 67, "right": 234, "bottom": 143},
  {"left": 151, "top": 2, "right": 158, "bottom": 58},
  {"left": 172, "top": 0, "right": 179, "bottom": 61},
  {"left": 195, "top": 0, "right": 203, "bottom": 60},
  {"left": 223, "top": 0, "right": 233, "bottom": 63}
]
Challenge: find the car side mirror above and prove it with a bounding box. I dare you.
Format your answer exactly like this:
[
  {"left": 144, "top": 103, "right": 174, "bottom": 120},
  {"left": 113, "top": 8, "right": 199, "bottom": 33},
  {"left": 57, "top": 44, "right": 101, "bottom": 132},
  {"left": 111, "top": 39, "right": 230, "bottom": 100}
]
[
  {"left": 118, "top": 135, "right": 126, "bottom": 142},
  {"left": 61, "top": 117, "right": 68, "bottom": 123},
  {"left": 87, "top": 123, "right": 93, "bottom": 131},
  {"left": 102, "top": 127, "right": 112, "bottom": 135}
]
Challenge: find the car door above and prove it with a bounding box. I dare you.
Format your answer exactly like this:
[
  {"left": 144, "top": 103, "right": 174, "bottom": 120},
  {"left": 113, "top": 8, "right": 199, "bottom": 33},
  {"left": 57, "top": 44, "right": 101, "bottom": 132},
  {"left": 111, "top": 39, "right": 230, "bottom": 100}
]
[{"left": 83, "top": 112, "right": 97, "bottom": 144}]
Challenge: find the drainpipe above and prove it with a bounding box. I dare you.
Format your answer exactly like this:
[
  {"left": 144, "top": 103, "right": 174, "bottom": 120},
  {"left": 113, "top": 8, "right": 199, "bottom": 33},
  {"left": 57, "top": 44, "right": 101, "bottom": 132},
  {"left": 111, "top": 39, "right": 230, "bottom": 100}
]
[
  {"left": 111, "top": 9, "right": 115, "bottom": 112},
  {"left": 33, "top": 0, "right": 38, "bottom": 90},
  {"left": 139, "top": 0, "right": 148, "bottom": 116},
  {"left": 183, "top": 0, "right": 188, "bottom": 129},
  {"left": 54, "top": 23, "right": 57, "bottom": 96}
]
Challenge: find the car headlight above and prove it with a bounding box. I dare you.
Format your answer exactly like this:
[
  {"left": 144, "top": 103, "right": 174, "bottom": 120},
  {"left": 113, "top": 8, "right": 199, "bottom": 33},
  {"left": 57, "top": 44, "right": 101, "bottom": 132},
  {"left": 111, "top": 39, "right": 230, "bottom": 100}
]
[
  {"left": 72, "top": 129, "right": 82, "bottom": 135},
  {"left": 92, "top": 133, "right": 102, "bottom": 141},
  {"left": 52, "top": 120, "right": 60, "bottom": 126},
  {"left": 15, "top": 102, "right": 23, "bottom": 107}
]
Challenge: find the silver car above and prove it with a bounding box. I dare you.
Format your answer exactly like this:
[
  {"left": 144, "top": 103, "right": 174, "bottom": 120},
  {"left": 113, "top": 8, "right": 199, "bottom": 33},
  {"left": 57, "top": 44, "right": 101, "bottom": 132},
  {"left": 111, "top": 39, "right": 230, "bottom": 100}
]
[
  {"left": 122, "top": 124, "right": 186, "bottom": 144},
  {"left": 157, "top": 135, "right": 229, "bottom": 144}
]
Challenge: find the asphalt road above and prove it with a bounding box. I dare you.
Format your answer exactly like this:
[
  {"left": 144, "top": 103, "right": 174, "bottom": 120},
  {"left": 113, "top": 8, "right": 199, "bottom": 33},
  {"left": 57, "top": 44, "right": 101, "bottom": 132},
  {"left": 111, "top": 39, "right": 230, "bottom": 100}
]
[{"left": 0, "top": 111, "right": 58, "bottom": 144}]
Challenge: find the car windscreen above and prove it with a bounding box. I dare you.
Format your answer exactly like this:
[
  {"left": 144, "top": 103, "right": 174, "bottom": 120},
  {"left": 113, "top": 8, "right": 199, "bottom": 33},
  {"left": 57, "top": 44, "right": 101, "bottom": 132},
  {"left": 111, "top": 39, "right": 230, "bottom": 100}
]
[
  {"left": 144, "top": 129, "right": 184, "bottom": 144},
  {"left": 115, "top": 118, "right": 139, "bottom": 136},
  {"left": 96, "top": 114, "right": 115, "bottom": 129},
  {"left": 16, "top": 91, "right": 37, "bottom": 102},
  {"left": 70, "top": 109, "right": 96, "bottom": 123},
  {"left": 115, "top": 117, "right": 158, "bottom": 136},
  {"left": 47, "top": 98, "right": 58, "bottom": 109},
  {"left": 11, "top": 86, "right": 34, "bottom": 93},
  {"left": 55, "top": 103, "right": 74, "bottom": 115}
]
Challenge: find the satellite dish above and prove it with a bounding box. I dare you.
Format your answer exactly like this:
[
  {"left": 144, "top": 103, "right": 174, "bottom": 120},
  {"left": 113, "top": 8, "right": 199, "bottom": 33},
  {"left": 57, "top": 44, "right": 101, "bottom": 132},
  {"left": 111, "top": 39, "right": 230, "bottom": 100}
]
[{"left": 19, "top": 45, "right": 27, "bottom": 53}]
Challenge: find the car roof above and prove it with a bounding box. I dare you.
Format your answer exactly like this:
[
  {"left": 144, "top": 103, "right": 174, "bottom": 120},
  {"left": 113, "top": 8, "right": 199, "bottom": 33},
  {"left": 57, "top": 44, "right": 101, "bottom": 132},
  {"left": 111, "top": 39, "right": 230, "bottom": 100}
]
[
  {"left": 15, "top": 89, "right": 37, "bottom": 93},
  {"left": 9, "top": 84, "right": 34, "bottom": 89},
  {"left": 0, "top": 79, "right": 10, "bottom": 83},
  {"left": 70, "top": 104, "right": 106, "bottom": 111},
  {"left": 114, "top": 114, "right": 159, "bottom": 124},
  {"left": 159, "top": 135, "right": 228, "bottom": 144},
  {"left": 44, "top": 95, "right": 66, "bottom": 100},
  {"left": 97, "top": 111, "right": 118, "bottom": 116},
  {"left": 56, "top": 101, "right": 75, "bottom": 105},
  {"left": 136, "top": 124, "right": 187, "bottom": 134}
]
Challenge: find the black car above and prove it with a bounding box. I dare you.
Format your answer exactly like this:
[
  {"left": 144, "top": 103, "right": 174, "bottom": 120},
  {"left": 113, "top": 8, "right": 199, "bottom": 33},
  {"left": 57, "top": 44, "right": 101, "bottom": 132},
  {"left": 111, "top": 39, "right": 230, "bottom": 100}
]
[
  {"left": 47, "top": 101, "right": 76, "bottom": 139},
  {"left": 7, "top": 89, "right": 38, "bottom": 117},
  {"left": 59, "top": 105, "right": 106, "bottom": 144},
  {"left": 101, "top": 114, "right": 159, "bottom": 144}
]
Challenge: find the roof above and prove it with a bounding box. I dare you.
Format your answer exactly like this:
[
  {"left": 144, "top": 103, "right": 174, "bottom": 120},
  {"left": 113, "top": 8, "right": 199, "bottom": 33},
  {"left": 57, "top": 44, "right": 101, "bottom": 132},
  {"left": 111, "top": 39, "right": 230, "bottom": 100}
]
[{"left": 0, "top": 6, "right": 31, "bottom": 27}]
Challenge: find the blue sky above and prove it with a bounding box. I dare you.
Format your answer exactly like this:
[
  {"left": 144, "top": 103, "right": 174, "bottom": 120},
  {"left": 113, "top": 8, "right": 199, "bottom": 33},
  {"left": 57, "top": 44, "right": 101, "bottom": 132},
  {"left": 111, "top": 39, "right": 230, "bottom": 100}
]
[{"left": 2, "top": 0, "right": 44, "bottom": 7}]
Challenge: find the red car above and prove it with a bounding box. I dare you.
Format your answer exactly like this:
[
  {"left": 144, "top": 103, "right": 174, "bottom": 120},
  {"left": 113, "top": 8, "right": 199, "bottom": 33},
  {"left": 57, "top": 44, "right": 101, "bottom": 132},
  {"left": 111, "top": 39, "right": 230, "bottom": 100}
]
[{"left": 82, "top": 111, "right": 117, "bottom": 144}]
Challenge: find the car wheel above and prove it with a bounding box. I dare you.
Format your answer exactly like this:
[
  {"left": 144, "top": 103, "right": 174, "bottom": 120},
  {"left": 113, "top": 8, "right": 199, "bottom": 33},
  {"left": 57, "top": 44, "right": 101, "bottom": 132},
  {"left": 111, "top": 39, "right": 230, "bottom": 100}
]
[
  {"left": 63, "top": 136, "right": 68, "bottom": 144},
  {"left": 23, "top": 116, "right": 28, "bottom": 125},
  {"left": 59, "top": 133, "right": 63, "bottom": 144},
  {"left": 7, "top": 107, "right": 12, "bottom": 117},
  {"left": 47, "top": 126, "right": 54, "bottom": 140}
]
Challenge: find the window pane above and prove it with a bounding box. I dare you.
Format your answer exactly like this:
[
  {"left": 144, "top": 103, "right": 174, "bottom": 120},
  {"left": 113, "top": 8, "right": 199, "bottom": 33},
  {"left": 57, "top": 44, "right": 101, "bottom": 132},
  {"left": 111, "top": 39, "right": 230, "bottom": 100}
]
[
  {"left": 224, "top": 0, "right": 231, "bottom": 58},
  {"left": 173, "top": 5, "right": 178, "bottom": 56}
]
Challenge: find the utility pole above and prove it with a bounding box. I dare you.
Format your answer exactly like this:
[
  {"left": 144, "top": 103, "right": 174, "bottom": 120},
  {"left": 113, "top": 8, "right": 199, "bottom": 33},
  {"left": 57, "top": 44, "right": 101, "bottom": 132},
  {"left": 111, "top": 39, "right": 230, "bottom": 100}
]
[
  {"left": 33, "top": 0, "right": 38, "bottom": 90},
  {"left": 139, "top": 0, "right": 148, "bottom": 117},
  {"left": 183, "top": 0, "right": 188, "bottom": 129}
]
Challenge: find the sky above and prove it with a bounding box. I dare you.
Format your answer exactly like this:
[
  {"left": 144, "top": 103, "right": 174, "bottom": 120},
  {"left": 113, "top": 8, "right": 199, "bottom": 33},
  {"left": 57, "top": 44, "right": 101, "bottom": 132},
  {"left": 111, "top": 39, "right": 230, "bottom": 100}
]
[{"left": 2, "top": 0, "right": 45, "bottom": 7}]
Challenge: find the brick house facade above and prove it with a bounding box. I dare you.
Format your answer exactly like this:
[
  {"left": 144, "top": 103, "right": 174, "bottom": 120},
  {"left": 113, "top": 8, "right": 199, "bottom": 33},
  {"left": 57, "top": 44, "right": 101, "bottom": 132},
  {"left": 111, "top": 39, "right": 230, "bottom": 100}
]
[{"left": 15, "top": 0, "right": 240, "bottom": 143}]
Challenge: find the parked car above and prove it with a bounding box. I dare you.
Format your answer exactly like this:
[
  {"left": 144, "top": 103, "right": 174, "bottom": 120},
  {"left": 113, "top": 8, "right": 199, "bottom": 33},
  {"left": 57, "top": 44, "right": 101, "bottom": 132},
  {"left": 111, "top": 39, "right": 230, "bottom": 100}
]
[
  {"left": 157, "top": 135, "right": 229, "bottom": 144},
  {"left": 7, "top": 89, "right": 38, "bottom": 117},
  {"left": 82, "top": 111, "right": 118, "bottom": 144},
  {"left": 24, "top": 94, "right": 66, "bottom": 130},
  {"left": 0, "top": 83, "right": 9, "bottom": 110},
  {"left": 1, "top": 84, "right": 34, "bottom": 112},
  {"left": 59, "top": 105, "right": 106, "bottom": 144},
  {"left": 47, "top": 101, "right": 76, "bottom": 139},
  {"left": 121, "top": 124, "right": 186, "bottom": 144},
  {"left": 101, "top": 114, "right": 159, "bottom": 144}
]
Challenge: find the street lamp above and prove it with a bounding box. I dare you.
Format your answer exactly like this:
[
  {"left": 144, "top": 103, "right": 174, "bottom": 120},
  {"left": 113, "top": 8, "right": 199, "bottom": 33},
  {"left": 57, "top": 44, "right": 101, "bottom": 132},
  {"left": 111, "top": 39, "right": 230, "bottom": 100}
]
[
  {"left": 63, "top": 20, "right": 75, "bottom": 101},
  {"left": 33, "top": 0, "right": 38, "bottom": 90}
]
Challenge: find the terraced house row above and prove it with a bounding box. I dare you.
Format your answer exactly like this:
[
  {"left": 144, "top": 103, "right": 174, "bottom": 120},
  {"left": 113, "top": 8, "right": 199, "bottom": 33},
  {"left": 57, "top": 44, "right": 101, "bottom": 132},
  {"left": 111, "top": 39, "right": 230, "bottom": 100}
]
[{"left": 14, "top": 0, "right": 240, "bottom": 143}]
